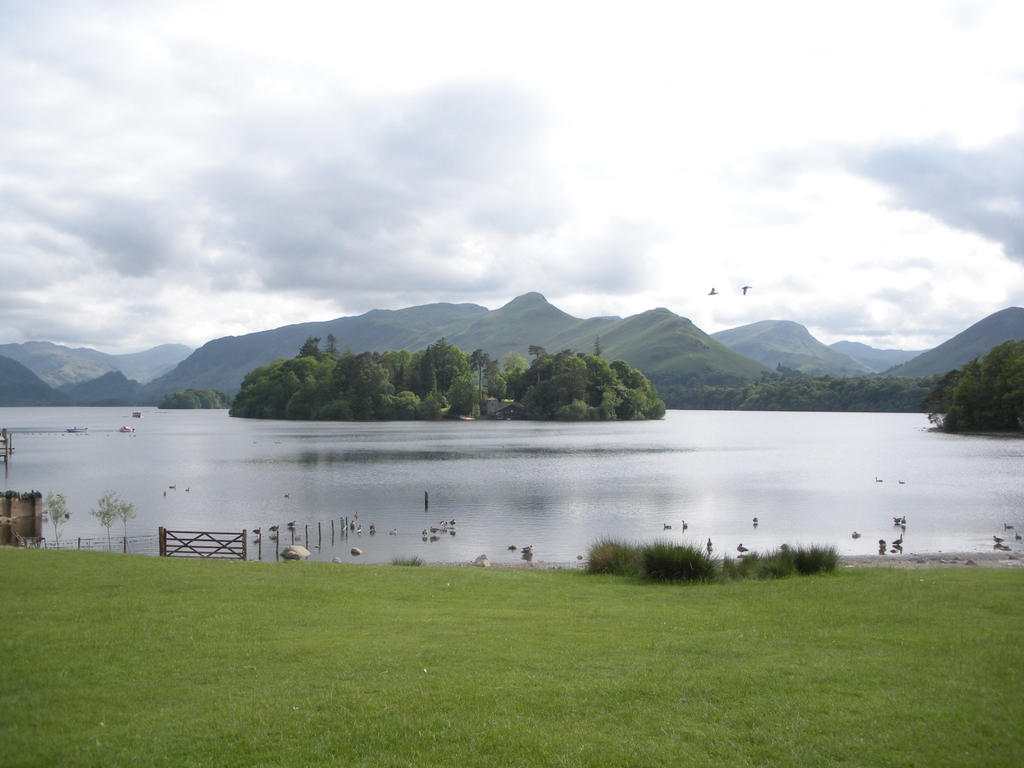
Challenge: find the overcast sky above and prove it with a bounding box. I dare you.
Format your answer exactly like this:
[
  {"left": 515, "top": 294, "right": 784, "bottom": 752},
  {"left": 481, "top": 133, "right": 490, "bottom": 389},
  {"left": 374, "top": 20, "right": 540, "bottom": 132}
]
[{"left": 2, "top": 0, "right": 1022, "bottom": 354}]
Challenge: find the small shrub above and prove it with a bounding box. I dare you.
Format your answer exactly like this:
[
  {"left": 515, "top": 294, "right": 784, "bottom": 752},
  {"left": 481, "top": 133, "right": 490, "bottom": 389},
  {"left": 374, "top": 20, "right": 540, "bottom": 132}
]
[
  {"left": 586, "top": 538, "right": 640, "bottom": 576},
  {"left": 640, "top": 540, "right": 716, "bottom": 583},
  {"left": 792, "top": 544, "right": 839, "bottom": 575},
  {"left": 391, "top": 555, "right": 424, "bottom": 567}
]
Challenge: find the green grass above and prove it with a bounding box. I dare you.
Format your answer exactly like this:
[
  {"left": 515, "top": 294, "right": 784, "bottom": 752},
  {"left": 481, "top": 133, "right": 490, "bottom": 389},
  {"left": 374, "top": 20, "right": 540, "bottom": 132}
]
[{"left": 3, "top": 549, "right": 1023, "bottom": 767}]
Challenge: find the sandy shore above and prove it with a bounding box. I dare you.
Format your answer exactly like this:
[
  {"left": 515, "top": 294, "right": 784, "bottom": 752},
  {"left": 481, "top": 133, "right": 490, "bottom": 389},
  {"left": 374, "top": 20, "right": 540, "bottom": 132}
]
[{"left": 838, "top": 551, "right": 1023, "bottom": 569}]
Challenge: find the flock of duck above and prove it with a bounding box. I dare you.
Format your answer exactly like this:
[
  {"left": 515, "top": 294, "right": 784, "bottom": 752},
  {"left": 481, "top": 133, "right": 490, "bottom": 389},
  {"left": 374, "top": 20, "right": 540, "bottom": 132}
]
[{"left": 179, "top": 477, "right": 1021, "bottom": 563}]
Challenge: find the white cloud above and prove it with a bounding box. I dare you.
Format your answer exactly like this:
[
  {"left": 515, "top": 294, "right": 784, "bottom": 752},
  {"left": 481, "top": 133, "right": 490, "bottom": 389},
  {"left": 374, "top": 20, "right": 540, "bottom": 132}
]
[{"left": 0, "top": 0, "right": 1023, "bottom": 353}]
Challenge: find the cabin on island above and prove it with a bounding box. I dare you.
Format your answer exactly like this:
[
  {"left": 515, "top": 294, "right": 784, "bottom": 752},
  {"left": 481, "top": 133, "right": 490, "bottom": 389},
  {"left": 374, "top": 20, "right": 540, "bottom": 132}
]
[{"left": 489, "top": 400, "right": 526, "bottom": 420}]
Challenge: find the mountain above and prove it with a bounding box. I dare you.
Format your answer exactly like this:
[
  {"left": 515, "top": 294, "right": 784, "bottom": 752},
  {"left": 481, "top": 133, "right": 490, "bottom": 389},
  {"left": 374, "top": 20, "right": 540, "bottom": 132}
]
[
  {"left": 0, "top": 341, "right": 192, "bottom": 387},
  {"left": 109, "top": 344, "right": 194, "bottom": 383},
  {"left": 828, "top": 341, "right": 923, "bottom": 373},
  {"left": 885, "top": 307, "right": 1024, "bottom": 377},
  {"left": 711, "top": 321, "right": 875, "bottom": 377},
  {"left": 144, "top": 301, "right": 489, "bottom": 398},
  {"left": 585, "top": 308, "right": 768, "bottom": 389},
  {"left": 0, "top": 355, "right": 69, "bottom": 406},
  {"left": 59, "top": 371, "right": 145, "bottom": 406},
  {"left": 147, "top": 293, "right": 769, "bottom": 398}
]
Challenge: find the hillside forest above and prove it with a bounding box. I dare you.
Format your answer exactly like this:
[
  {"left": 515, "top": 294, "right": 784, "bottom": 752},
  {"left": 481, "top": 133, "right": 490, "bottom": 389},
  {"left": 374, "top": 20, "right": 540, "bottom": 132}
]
[
  {"left": 661, "top": 371, "right": 941, "bottom": 412},
  {"left": 925, "top": 340, "right": 1024, "bottom": 432},
  {"left": 229, "top": 337, "right": 666, "bottom": 421}
]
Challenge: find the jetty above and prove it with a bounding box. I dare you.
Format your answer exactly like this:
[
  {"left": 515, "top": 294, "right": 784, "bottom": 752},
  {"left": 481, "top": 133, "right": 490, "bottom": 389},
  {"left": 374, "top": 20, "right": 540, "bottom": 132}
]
[{"left": 1, "top": 428, "right": 10, "bottom": 464}]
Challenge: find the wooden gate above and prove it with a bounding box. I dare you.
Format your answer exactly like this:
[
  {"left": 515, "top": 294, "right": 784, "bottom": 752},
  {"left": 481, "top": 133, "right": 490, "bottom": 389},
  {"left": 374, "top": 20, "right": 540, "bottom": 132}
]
[{"left": 158, "top": 527, "right": 247, "bottom": 560}]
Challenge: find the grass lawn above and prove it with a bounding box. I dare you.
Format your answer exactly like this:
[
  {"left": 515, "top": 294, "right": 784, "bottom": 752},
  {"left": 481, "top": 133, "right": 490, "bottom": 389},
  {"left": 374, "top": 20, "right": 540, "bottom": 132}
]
[{"left": 3, "top": 549, "right": 1022, "bottom": 767}]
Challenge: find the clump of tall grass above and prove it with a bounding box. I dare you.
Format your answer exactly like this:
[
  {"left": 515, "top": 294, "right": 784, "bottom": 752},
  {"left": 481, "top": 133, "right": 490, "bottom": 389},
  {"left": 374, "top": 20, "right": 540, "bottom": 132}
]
[
  {"left": 391, "top": 555, "right": 424, "bottom": 566},
  {"left": 722, "top": 544, "right": 838, "bottom": 580},
  {"left": 587, "top": 538, "right": 838, "bottom": 583},
  {"left": 586, "top": 537, "right": 641, "bottom": 576},
  {"left": 791, "top": 544, "right": 838, "bottom": 574},
  {"left": 640, "top": 540, "right": 717, "bottom": 583},
  {"left": 722, "top": 549, "right": 795, "bottom": 580}
]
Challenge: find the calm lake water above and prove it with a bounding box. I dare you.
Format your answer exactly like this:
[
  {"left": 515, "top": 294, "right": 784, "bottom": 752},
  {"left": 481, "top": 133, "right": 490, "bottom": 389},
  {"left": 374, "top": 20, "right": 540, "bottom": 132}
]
[{"left": 2, "top": 407, "right": 1022, "bottom": 564}]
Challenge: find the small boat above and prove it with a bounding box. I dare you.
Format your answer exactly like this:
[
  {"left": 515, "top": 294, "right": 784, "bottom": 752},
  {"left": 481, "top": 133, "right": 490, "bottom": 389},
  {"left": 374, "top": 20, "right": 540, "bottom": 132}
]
[
  {"left": 119, "top": 425, "right": 136, "bottom": 433},
  {"left": 132, "top": 410, "right": 143, "bottom": 418},
  {"left": 66, "top": 426, "right": 88, "bottom": 433}
]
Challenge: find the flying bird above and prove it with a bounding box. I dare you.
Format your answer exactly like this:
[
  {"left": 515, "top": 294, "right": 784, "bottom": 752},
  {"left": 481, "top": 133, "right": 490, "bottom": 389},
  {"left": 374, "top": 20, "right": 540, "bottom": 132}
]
[
  {"left": 741, "top": 285, "right": 752, "bottom": 295},
  {"left": 708, "top": 288, "right": 718, "bottom": 296}
]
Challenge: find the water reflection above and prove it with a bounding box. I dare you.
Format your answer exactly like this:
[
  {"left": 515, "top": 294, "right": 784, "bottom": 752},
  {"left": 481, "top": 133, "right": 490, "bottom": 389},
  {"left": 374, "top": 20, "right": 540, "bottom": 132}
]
[{"left": 1, "top": 407, "right": 1022, "bottom": 564}]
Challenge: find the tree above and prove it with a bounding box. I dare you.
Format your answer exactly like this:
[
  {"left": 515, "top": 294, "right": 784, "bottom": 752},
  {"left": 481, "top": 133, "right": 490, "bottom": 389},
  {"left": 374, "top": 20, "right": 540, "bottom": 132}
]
[
  {"left": 938, "top": 340, "right": 1024, "bottom": 432},
  {"left": 470, "top": 349, "right": 491, "bottom": 408},
  {"left": 447, "top": 374, "right": 478, "bottom": 417},
  {"left": 45, "top": 491, "right": 70, "bottom": 546},
  {"left": 91, "top": 490, "right": 124, "bottom": 550},
  {"left": 297, "top": 336, "right": 322, "bottom": 360},
  {"left": 325, "top": 333, "right": 339, "bottom": 357},
  {"left": 116, "top": 495, "right": 137, "bottom": 540}
]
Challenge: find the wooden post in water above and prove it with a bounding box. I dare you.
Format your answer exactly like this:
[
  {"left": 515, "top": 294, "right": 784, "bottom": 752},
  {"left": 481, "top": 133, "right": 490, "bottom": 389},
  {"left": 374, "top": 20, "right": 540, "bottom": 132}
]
[
  {"left": 331, "top": 518, "right": 335, "bottom": 544},
  {"left": 257, "top": 529, "right": 262, "bottom": 561},
  {"left": 318, "top": 521, "right": 322, "bottom": 549},
  {"left": 424, "top": 491, "right": 429, "bottom": 511},
  {"left": 123, "top": 536, "right": 127, "bottom": 554},
  {"left": 304, "top": 524, "right": 309, "bottom": 544}
]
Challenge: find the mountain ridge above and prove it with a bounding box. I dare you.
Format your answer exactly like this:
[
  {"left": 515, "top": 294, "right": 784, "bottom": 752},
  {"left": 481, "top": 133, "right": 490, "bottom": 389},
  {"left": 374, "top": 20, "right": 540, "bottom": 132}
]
[
  {"left": 711, "top": 320, "right": 875, "bottom": 377},
  {"left": 4, "top": 296, "right": 1024, "bottom": 407},
  {"left": 884, "top": 307, "right": 1024, "bottom": 377}
]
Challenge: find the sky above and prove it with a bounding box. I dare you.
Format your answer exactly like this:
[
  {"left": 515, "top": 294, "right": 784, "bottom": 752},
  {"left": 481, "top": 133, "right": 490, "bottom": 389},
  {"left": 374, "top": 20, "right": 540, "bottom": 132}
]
[{"left": 1, "top": 0, "right": 1023, "bottom": 355}]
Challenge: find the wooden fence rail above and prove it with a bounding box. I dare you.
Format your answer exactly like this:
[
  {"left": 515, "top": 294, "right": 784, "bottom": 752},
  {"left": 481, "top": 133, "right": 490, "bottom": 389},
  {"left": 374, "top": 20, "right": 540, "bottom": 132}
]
[{"left": 159, "top": 528, "right": 247, "bottom": 560}]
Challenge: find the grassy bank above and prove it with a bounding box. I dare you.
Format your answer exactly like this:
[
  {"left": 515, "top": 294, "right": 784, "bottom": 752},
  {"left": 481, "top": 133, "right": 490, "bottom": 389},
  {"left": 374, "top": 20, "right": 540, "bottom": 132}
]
[{"left": 3, "top": 549, "right": 1022, "bottom": 767}]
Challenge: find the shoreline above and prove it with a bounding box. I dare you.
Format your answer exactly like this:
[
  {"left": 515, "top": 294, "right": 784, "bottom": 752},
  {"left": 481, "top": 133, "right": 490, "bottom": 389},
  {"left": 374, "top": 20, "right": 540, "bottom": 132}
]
[{"left": 439, "top": 551, "right": 1024, "bottom": 570}]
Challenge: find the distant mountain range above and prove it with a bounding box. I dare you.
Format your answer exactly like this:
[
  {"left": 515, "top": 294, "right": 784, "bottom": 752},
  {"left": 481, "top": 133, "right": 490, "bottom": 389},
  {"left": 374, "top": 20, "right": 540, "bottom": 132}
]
[
  {"left": 0, "top": 341, "right": 192, "bottom": 388},
  {"left": 1, "top": 295, "right": 1023, "bottom": 407}
]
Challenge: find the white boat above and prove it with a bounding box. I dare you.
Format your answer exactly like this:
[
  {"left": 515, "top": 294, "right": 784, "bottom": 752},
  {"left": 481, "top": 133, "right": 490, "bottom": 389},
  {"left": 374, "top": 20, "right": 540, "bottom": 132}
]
[
  {"left": 119, "top": 425, "right": 136, "bottom": 433},
  {"left": 66, "top": 426, "right": 88, "bottom": 433}
]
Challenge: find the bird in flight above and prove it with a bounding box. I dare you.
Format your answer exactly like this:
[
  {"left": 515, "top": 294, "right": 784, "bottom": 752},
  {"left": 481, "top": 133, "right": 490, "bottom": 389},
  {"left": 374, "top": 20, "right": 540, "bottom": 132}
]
[
  {"left": 741, "top": 285, "right": 752, "bottom": 295},
  {"left": 708, "top": 287, "right": 719, "bottom": 296}
]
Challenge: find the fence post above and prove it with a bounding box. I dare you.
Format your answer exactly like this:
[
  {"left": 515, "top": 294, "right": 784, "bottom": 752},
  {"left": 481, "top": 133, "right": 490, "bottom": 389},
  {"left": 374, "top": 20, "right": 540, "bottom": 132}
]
[
  {"left": 242, "top": 529, "right": 248, "bottom": 561},
  {"left": 159, "top": 527, "right": 166, "bottom": 557}
]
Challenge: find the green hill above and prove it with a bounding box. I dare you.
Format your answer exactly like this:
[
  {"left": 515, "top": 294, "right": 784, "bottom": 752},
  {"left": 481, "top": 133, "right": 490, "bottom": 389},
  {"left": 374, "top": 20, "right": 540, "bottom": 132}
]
[
  {"left": 0, "top": 355, "right": 68, "bottom": 405},
  {"left": 887, "top": 307, "right": 1024, "bottom": 377},
  {"left": 144, "top": 301, "right": 488, "bottom": 398},
  {"left": 146, "top": 293, "right": 769, "bottom": 398},
  {"left": 712, "top": 320, "right": 875, "bottom": 377}
]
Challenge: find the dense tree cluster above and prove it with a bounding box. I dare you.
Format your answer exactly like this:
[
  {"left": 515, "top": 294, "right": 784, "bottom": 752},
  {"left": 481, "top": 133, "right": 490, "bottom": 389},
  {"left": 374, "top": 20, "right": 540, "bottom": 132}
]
[
  {"left": 158, "top": 389, "right": 232, "bottom": 409},
  {"left": 229, "top": 338, "right": 665, "bottom": 421},
  {"left": 927, "top": 340, "right": 1024, "bottom": 432},
  {"left": 661, "top": 373, "right": 939, "bottom": 412}
]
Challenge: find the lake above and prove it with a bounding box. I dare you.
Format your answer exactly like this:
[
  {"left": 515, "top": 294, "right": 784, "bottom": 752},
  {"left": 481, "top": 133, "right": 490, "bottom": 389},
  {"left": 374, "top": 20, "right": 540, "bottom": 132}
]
[{"left": 2, "top": 407, "right": 1022, "bottom": 565}]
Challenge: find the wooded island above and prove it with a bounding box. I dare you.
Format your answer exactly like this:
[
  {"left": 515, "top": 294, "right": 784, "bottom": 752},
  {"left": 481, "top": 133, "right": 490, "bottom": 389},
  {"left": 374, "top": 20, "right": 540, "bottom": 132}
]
[{"left": 229, "top": 336, "right": 666, "bottom": 421}]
